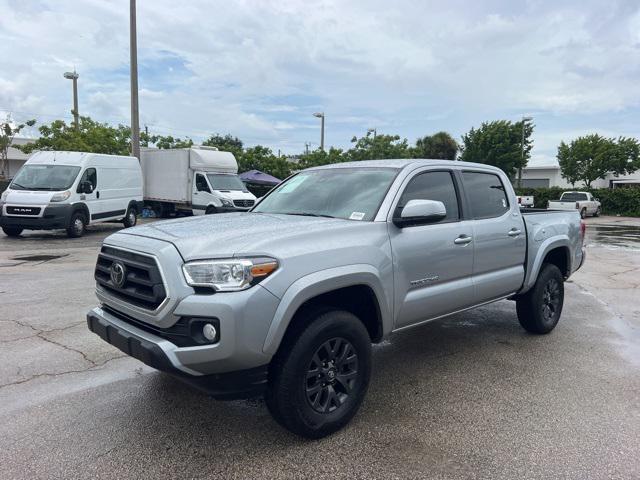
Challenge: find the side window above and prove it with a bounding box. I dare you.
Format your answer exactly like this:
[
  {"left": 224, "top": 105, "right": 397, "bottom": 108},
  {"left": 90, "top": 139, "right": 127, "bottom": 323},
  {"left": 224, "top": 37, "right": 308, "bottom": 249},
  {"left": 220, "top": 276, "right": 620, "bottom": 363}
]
[
  {"left": 398, "top": 171, "right": 459, "bottom": 222},
  {"left": 77, "top": 168, "right": 97, "bottom": 193},
  {"left": 462, "top": 171, "right": 509, "bottom": 219},
  {"left": 195, "top": 174, "right": 210, "bottom": 193}
]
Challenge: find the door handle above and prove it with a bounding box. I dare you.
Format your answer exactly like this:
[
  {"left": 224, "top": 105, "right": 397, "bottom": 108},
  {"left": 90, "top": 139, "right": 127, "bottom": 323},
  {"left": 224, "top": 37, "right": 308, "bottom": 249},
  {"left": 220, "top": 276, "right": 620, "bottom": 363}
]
[
  {"left": 454, "top": 235, "right": 472, "bottom": 245},
  {"left": 508, "top": 228, "right": 522, "bottom": 237}
]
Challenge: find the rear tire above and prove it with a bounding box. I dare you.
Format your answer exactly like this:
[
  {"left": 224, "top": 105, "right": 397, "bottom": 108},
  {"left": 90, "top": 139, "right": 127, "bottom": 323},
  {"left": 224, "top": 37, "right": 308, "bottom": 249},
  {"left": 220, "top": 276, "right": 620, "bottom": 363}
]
[
  {"left": 594, "top": 207, "right": 601, "bottom": 217},
  {"left": 123, "top": 207, "right": 137, "bottom": 228},
  {"left": 516, "top": 263, "right": 564, "bottom": 334},
  {"left": 580, "top": 208, "right": 587, "bottom": 219},
  {"left": 66, "top": 212, "right": 86, "bottom": 238},
  {"left": 265, "top": 309, "right": 372, "bottom": 439},
  {"left": 2, "top": 226, "right": 23, "bottom": 237}
]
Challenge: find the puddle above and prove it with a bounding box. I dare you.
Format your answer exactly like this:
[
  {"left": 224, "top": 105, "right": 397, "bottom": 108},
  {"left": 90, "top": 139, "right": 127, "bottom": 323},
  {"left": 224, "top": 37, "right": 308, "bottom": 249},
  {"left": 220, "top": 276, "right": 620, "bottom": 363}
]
[
  {"left": 10, "top": 254, "right": 69, "bottom": 262},
  {"left": 586, "top": 224, "right": 640, "bottom": 250}
]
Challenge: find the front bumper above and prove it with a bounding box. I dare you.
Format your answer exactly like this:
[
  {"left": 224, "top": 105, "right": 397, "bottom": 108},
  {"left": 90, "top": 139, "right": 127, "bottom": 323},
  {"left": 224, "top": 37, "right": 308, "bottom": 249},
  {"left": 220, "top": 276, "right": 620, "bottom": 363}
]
[
  {"left": 87, "top": 306, "right": 268, "bottom": 399},
  {"left": 0, "top": 204, "right": 73, "bottom": 230}
]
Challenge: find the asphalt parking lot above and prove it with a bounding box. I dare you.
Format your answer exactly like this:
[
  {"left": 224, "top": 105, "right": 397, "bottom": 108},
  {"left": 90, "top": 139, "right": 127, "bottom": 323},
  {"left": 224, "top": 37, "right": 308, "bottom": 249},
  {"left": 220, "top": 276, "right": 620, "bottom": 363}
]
[{"left": 1, "top": 217, "right": 639, "bottom": 479}]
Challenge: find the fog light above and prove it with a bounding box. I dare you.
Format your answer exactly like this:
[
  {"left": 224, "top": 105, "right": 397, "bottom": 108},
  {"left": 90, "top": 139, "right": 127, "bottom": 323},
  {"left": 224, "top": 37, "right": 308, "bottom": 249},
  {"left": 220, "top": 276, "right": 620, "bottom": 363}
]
[{"left": 202, "top": 323, "right": 218, "bottom": 341}]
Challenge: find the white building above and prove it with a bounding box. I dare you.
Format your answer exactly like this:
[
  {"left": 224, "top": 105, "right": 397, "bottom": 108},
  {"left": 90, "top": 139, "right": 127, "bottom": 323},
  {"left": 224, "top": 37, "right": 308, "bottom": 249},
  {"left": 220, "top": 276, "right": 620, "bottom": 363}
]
[
  {"left": 520, "top": 164, "right": 640, "bottom": 189},
  {"left": 2, "top": 137, "right": 33, "bottom": 177}
]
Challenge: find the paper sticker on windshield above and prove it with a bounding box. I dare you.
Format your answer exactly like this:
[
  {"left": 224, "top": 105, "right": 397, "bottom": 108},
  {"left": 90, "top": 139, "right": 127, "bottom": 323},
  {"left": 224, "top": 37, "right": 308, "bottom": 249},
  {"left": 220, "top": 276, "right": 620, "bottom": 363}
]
[
  {"left": 349, "top": 212, "right": 365, "bottom": 221},
  {"left": 279, "top": 174, "right": 308, "bottom": 193}
]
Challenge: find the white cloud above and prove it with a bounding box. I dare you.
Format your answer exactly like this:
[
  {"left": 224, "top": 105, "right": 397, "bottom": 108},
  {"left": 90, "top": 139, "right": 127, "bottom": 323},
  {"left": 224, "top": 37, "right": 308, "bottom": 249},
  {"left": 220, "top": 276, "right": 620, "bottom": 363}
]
[{"left": 0, "top": 0, "right": 639, "bottom": 155}]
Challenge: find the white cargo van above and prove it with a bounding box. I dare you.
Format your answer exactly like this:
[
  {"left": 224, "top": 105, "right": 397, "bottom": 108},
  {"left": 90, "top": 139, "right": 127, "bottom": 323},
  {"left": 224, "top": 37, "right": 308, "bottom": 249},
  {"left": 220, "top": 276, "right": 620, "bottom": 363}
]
[
  {"left": 0, "top": 151, "right": 143, "bottom": 237},
  {"left": 140, "top": 146, "right": 256, "bottom": 216}
]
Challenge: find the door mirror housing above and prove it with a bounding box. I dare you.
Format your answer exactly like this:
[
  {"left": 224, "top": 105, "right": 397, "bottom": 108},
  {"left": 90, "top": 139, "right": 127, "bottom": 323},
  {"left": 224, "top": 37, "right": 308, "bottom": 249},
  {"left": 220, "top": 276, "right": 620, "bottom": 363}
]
[
  {"left": 393, "top": 199, "right": 447, "bottom": 227},
  {"left": 80, "top": 181, "right": 94, "bottom": 194}
]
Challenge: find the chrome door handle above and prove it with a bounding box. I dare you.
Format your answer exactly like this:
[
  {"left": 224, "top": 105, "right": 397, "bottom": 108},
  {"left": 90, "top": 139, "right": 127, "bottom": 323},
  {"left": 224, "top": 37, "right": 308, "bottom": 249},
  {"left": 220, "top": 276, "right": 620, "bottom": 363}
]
[
  {"left": 454, "top": 235, "right": 472, "bottom": 245},
  {"left": 508, "top": 228, "right": 522, "bottom": 237}
]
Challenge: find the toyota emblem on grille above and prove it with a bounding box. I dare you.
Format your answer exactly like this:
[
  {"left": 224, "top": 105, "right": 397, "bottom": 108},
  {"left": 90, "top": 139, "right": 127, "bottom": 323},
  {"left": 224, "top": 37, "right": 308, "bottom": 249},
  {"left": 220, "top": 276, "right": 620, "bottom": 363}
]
[{"left": 110, "top": 262, "right": 127, "bottom": 288}]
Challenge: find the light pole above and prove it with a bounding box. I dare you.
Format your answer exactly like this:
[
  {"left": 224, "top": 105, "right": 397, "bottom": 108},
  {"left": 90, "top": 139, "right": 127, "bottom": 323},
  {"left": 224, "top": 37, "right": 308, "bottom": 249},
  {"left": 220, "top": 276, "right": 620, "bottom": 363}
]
[
  {"left": 313, "top": 112, "right": 325, "bottom": 151},
  {"left": 63, "top": 70, "right": 79, "bottom": 129},
  {"left": 518, "top": 116, "right": 533, "bottom": 188},
  {"left": 130, "top": 0, "right": 141, "bottom": 160}
]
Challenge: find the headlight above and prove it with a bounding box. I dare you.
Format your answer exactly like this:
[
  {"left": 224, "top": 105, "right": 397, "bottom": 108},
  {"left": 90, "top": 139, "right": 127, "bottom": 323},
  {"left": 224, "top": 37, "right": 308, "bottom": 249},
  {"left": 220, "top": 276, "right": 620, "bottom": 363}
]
[
  {"left": 182, "top": 258, "right": 278, "bottom": 291},
  {"left": 221, "top": 198, "right": 233, "bottom": 207},
  {"left": 50, "top": 190, "right": 71, "bottom": 202}
]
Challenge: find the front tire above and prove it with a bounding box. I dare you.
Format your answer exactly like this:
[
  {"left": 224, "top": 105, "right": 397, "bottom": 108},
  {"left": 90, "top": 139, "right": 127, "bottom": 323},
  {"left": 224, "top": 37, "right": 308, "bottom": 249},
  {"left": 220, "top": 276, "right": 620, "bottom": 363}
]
[
  {"left": 265, "top": 309, "right": 372, "bottom": 439},
  {"left": 123, "top": 207, "right": 137, "bottom": 228},
  {"left": 66, "top": 212, "right": 86, "bottom": 238},
  {"left": 516, "top": 263, "right": 564, "bottom": 334},
  {"left": 205, "top": 206, "right": 217, "bottom": 215},
  {"left": 594, "top": 207, "right": 601, "bottom": 217},
  {"left": 2, "top": 226, "right": 23, "bottom": 237}
]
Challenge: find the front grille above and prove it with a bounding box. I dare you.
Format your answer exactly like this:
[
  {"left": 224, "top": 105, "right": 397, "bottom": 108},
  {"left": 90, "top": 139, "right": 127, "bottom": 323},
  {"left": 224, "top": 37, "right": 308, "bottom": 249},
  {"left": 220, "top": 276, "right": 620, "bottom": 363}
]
[
  {"left": 95, "top": 246, "right": 167, "bottom": 310},
  {"left": 233, "top": 199, "right": 255, "bottom": 208},
  {"left": 6, "top": 206, "right": 41, "bottom": 216}
]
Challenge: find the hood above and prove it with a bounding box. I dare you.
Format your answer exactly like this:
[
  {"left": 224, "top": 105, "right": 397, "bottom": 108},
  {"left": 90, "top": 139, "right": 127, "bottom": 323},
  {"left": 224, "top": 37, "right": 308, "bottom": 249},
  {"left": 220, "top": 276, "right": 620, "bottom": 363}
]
[
  {"left": 3, "top": 189, "right": 59, "bottom": 205},
  {"left": 213, "top": 189, "right": 256, "bottom": 201},
  {"left": 121, "top": 212, "right": 361, "bottom": 260}
]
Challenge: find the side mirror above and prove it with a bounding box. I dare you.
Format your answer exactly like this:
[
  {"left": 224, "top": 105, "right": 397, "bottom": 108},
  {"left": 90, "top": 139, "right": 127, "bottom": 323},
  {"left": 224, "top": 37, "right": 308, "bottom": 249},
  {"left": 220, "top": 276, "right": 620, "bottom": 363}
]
[
  {"left": 81, "top": 181, "right": 94, "bottom": 194},
  {"left": 394, "top": 199, "right": 447, "bottom": 227}
]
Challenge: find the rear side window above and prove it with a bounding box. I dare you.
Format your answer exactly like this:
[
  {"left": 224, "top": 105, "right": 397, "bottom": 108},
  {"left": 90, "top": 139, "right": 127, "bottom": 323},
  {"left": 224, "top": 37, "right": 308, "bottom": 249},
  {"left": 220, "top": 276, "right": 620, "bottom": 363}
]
[
  {"left": 462, "top": 172, "right": 509, "bottom": 219},
  {"left": 398, "top": 171, "right": 459, "bottom": 222}
]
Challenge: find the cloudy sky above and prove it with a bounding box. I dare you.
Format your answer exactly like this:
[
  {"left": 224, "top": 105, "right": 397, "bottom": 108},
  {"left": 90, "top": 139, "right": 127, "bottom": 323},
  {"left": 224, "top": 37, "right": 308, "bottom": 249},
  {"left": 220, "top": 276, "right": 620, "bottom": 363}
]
[{"left": 1, "top": 0, "right": 639, "bottom": 164}]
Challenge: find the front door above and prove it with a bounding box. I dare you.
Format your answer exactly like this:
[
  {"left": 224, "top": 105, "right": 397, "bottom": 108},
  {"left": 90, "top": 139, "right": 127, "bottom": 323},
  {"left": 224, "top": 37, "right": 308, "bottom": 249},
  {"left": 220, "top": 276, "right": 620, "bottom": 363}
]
[
  {"left": 390, "top": 169, "right": 475, "bottom": 330},
  {"left": 192, "top": 172, "right": 213, "bottom": 215},
  {"left": 76, "top": 167, "right": 102, "bottom": 221},
  {"left": 460, "top": 170, "right": 526, "bottom": 302}
]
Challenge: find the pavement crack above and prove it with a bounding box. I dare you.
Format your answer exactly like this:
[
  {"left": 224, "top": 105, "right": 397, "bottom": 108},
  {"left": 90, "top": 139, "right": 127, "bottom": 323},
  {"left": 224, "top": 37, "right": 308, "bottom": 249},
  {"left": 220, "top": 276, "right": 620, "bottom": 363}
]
[{"left": 36, "top": 334, "right": 98, "bottom": 367}]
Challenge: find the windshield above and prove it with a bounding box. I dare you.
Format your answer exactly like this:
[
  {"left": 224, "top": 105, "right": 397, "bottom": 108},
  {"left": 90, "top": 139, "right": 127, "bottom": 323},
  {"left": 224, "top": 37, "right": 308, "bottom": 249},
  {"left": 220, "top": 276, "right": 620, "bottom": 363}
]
[
  {"left": 561, "top": 192, "right": 588, "bottom": 201},
  {"left": 10, "top": 165, "right": 81, "bottom": 191},
  {"left": 252, "top": 167, "right": 398, "bottom": 221},
  {"left": 206, "top": 174, "right": 247, "bottom": 191}
]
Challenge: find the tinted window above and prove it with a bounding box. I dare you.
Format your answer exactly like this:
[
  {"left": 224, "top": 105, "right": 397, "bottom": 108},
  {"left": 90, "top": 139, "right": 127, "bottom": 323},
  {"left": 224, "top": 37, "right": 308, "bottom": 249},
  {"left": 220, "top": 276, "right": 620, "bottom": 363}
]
[
  {"left": 561, "top": 192, "right": 588, "bottom": 201},
  {"left": 77, "top": 168, "right": 97, "bottom": 192},
  {"left": 462, "top": 172, "right": 509, "bottom": 218},
  {"left": 398, "top": 171, "right": 459, "bottom": 222},
  {"left": 195, "top": 174, "right": 210, "bottom": 193}
]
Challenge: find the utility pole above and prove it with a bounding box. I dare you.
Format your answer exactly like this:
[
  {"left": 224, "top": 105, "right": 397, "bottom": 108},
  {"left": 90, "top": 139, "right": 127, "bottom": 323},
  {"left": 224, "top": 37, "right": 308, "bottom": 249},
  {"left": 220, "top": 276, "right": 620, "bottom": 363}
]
[
  {"left": 130, "top": 0, "right": 141, "bottom": 160},
  {"left": 144, "top": 125, "right": 149, "bottom": 146},
  {"left": 518, "top": 116, "right": 533, "bottom": 188},
  {"left": 63, "top": 70, "right": 79, "bottom": 129},
  {"left": 305, "top": 142, "right": 310, "bottom": 155},
  {"left": 313, "top": 112, "right": 325, "bottom": 151}
]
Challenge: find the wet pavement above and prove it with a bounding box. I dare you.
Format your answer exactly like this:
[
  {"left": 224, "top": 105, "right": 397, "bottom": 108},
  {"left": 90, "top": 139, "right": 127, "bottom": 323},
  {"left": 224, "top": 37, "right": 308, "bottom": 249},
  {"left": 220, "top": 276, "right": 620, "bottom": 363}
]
[{"left": 0, "top": 216, "right": 639, "bottom": 479}]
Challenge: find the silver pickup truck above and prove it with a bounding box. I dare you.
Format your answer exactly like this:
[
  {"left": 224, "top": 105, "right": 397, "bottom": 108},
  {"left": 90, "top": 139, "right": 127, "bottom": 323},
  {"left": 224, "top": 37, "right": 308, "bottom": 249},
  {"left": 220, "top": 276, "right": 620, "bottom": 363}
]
[{"left": 87, "top": 159, "right": 586, "bottom": 438}]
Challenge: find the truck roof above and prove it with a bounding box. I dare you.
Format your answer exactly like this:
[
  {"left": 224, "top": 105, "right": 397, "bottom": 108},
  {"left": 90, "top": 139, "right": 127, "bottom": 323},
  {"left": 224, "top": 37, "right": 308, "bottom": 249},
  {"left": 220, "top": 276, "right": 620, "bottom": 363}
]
[{"left": 307, "top": 159, "right": 503, "bottom": 172}]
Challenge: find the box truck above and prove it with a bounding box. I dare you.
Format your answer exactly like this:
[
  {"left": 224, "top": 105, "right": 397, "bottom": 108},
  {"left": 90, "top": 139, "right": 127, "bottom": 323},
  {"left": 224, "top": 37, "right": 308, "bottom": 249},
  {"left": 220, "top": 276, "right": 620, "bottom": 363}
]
[{"left": 140, "top": 146, "right": 257, "bottom": 217}]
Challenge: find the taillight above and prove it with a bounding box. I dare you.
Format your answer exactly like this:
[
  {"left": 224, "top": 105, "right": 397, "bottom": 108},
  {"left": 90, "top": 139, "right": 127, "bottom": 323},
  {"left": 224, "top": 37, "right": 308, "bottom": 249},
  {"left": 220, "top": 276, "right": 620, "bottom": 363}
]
[{"left": 518, "top": 197, "right": 522, "bottom": 204}]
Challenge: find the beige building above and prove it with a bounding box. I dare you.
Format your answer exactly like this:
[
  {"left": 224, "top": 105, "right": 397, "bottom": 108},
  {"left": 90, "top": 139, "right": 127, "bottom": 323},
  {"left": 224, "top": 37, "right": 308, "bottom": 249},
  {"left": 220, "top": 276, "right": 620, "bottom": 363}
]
[
  {"left": 520, "top": 164, "right": 640, "bottom": 189},
  {"left": 2, "top": 137, "right": 33, "bottom": 177}
]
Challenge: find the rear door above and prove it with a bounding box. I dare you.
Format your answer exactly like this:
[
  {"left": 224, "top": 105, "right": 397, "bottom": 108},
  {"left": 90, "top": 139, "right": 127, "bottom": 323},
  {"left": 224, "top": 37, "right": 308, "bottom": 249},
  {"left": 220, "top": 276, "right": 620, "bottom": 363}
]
[
  {"left": 389, "top": 169, "right": 475, "bottom": 329},
  {"left": 461, "top": 170, "right": 526, "bottom": 302}
]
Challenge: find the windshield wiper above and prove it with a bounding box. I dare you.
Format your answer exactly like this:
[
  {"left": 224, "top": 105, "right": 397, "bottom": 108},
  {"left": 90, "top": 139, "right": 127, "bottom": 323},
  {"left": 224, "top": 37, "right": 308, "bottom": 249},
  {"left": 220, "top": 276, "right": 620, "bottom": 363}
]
[
  {"left": 283, "top": 212, "right": 337, "bottom": 219},
  {"left": 10, "top": 182, "right": 26, "bottom": 190}
]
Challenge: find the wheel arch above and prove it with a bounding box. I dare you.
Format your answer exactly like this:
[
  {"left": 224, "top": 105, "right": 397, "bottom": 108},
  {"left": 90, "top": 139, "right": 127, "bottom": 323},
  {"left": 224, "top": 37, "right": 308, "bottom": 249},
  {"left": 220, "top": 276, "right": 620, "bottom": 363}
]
[
  {"left": 521, "top": 237, "right": 571, "bottom": 294},
  {"left": 70, "top": 202, "right": 90, "bottom": 224},
  {"left": 262, "top": 265, "right": 392, "bottom": 356}
]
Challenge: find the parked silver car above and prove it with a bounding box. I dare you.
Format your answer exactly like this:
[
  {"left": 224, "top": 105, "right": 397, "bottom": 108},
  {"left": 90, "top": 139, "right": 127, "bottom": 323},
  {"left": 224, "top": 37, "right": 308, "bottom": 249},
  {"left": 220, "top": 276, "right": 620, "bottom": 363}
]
[{"left": 87, "top": 159, "right": 586, "bottom": 438}]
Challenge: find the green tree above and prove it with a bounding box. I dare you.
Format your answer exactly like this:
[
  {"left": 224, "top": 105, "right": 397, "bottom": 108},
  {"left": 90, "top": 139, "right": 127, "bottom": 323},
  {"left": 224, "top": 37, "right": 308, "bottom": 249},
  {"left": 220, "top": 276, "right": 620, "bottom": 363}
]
[
  {"left": 149, "top": 134, "right": 193, "bottom": 149},
  {"left": 240, "top": 145, "right": 292, "bottom": 180},
  {"left": 459, "top": 119, "right": 534, "bottom": 179},
  {"left": 347, "top": 129, "right": 412, "bottom": 161},
  {"left": 202, "top": 133, "right": 243, "bottom": 157},
  {"left": 413, "top": 131, "right": 458, "bottom": 159},
  {"left": 18, "top": 116, "right": 133, "bottom": 156},
  {"left": 1, "top": 116, "right": 36, "bottom": 177},
  {"left": 297, "top": 147, "right": 346, "bottom": 169},
  {"left": 557, "top": 134, "right": 640, "bottom": 188}
]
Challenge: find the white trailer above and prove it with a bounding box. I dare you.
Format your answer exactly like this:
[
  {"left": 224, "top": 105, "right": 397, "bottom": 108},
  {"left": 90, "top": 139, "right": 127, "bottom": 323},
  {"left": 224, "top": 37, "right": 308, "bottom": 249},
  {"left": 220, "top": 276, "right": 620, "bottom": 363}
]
[{"left": 140, "top": 146, "right": 257, "bottom": 216}]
